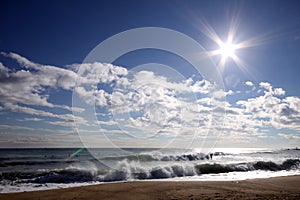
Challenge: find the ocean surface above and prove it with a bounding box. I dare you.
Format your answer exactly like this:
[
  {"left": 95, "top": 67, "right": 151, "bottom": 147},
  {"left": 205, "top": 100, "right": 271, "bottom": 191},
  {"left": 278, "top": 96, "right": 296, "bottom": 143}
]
[{"left": 1, "top": 148, "right": 300, "bottom": 193}]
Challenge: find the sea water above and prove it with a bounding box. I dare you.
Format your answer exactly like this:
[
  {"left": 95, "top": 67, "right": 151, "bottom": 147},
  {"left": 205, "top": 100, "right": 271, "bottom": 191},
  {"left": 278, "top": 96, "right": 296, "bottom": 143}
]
[{"left": 0, "top": 148, "right": 299, "bottom": 193}]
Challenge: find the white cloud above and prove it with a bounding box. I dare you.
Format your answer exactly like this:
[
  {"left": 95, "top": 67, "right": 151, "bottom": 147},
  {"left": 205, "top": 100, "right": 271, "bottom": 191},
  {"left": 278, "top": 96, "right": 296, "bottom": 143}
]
[
  {"left": 2, "top": 103, "right": 87, "bottom": 125},
  {"left": 278, "top": 133, "right": 300, "bottom": 140},
  {"left": 245, "top": 81, "right": 254, "bottom": 87},
  {"left": 273, "top": 87, "right": 285, "bottom": 96},
  {"left": 0, "top": 53, "right": 78, "bottom": 109},
  {"left": 1, "top": 52, "right": 299, "bottom": 148},
  {"left": 259, "top": 82, "right": 272, "bottom": 90},
  {"left": 1, "top": 52, "right": 37, "bottom": 68},
  {"left": 0, "top": 124, "right": 35, "bottom": 131},
  {"left": 97, "top": 120, "right": 118, "bottom": 126},
  {"left": 49, "top": 121, "right": 75, "bottom": 127},
  {"left": 4, "top": 103, "right": 58, "bottom": 118},
  {"left": 0, "top": 62, "right": 9, "bottom": 75},
  {"left": 226, "top": 90, "right": 234, "bottom": 96},
  {"left": 71, "top": 62, "right": 221, "bottom": 140},
  {"left": 20, "top": 117, "right": 43, "bottom": 122},
  {"left": 75, "top": 86, "right": 111, "bottom": 107},
  {"left": 237, "top": 86, "right": 300, "bottom": 132},
  {"left": 67, "top": 61, "right": 300, "bottom": 144},
  {"left": 72, "top": 62, "right": 128, "bottom": 85},
  {"left": 244, "top": 81, "right": 256, "bottom": 92}
]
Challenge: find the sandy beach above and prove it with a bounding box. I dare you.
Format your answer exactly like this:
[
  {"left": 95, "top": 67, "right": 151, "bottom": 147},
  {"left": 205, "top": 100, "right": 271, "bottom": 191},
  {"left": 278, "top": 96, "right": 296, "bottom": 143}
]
[{"left": 1, "top": 175, "right": 300, "bottom": 200}]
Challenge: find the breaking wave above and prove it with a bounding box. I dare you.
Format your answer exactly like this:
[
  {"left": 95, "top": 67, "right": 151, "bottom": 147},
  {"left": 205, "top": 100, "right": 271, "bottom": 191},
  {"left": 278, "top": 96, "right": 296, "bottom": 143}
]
[
  {"left": 101, "top": 151, "right": 224, "bottom": 162},
  {"left": 1, "top": 159, "right": 299, "bottom": 184}
]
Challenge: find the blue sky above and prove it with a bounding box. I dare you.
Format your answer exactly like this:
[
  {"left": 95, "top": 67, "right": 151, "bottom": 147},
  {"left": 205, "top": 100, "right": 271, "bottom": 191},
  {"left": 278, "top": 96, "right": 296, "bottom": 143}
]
[{"left": 0, "top": 0, "right": 299, "bottom": 148}]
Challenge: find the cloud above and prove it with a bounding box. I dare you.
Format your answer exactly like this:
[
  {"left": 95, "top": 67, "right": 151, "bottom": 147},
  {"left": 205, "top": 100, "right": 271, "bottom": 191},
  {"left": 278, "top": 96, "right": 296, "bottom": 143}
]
[
  {"left": 226, "top": 90, "right": 234, "bottom": 96},
  {"left": 0, "top": 132, "right": 81, "bottom": 148},
  {"left": 3, "top": 103, "right": 58, "bottom": 118},
  {"left": 1, "top": 52, "right": 38, "bottom": 68},
  {"left": 245, "top": 81, "right": 254, "bottom": 87},
  {"left": 0, "top": 124, "right": 76, "bottom": 136},
  {"left": 243, "top": 81, "right": 256, "bottom": 93},
  {"left": 71, "top": 62, "right": 128, "bottom": 85},
  {"left": 74, "top": 86, "right": 111, "bottom": 107},
  {"left": 0, "top": 62, "right": 9, "bottom": 75},
  {"left": 0, "top": 124, "right": 35, "bottom": 131},
  {"left": 0, "top": 52, "right": 78, "bottom": 109},
  {"left": 71, "top": 61, "right": 222, "bottom": 141},
  {"left": 2, "top": 52, "right": 78, "bottom": 90},
  {"left": 236, "top": 86, "right": 300, "bottom": 131},
  {"left": 48, "top": 121, "right": 75, "bottom": 127},
  {"left": 259, "top": 82, "right": 272, "bottom": 91},
  {"left": 70, "top": 60, "right": 222, "bottom": 141},
  {"left": 19, "top": 117, "right": 43, "bottom": 122},
  {"left": 273, "top": 96, "right": 300, "bottom": 127},
  {"left": 273, "top": 87, "right": 285, "bottom": 96},
  {"left": 2, "top": 103, "right": 87, "bottom": 125},
  {"left": 258, "top": 81, "right": 285, "bottom": 97},
  {"left": 278, "top": 133, "right": 300, "bottom": 140},
  {"left": 1, "top": 52, "right": 299, "bottom": 147},
  {"left": 29, "top": 54, "right": 300, "bottom": 138}
]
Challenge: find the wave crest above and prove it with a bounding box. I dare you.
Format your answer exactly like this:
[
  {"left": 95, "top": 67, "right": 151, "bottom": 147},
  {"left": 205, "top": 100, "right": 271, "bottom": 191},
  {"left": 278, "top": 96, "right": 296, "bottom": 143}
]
[{"left": 1, "top": 159, "right": 299, "bottom": 184}]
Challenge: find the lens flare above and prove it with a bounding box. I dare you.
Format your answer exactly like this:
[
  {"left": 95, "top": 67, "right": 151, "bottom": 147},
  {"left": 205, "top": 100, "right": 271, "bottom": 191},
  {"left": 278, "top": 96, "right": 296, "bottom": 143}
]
[{"left": 66, "top": 148, "right": 86, "bottom": 160}]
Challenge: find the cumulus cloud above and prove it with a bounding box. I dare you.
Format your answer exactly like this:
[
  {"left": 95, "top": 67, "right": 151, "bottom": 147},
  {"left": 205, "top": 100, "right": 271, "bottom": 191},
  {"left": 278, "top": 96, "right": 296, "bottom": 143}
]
[
  {"left": 226, "top": 90, "right": 234, "bottom": 96},
  {"left": 72, "top": 62, "right": 128, "bottom": 85},
  {"left": 273, "top": 87, "right": 285, "bottom": 96},
  {"left": 237, "top": 86, "right": 300, "bottom": 132},
  {"left": 244, "top": 81, "right": 256, "bottom": 92},
  {"left": 1, "top": 52, "right": 37, "bottom": 68},
  {"left": 0, "top": 62, "right": 9, "bottom": 75},
  {"left": 70, "top": 60, "right": 223, "bottom": 142},
  {"left": 75, "top": 86, "right": 111, "bottom": 107},
  {"left": 245, "top": 81, "right": 254, "bottom": 87},
  {"left": 1, "top": 52, "right": 299, "bottom": 147},
  {"left": 0, "top": 52, "right": 78, "bottom": 109},
  {"left": 258, "top": 81, "right": 286, "bottom": 97},
  {"left": 259, "top": 81, "right": 272, "bottom": 91}
]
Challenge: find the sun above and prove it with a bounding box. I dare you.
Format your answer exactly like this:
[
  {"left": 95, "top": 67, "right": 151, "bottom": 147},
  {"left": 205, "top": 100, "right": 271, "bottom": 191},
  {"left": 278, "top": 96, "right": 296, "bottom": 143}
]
[
  {"left": 197, "top": 16, "right": 268, "bottom": 73},
  {"left": 219, "top": 41, "right": 236, "bottom": 60},
  {"left": 196, "top": 15, "right": 270, "bottom": 74}
]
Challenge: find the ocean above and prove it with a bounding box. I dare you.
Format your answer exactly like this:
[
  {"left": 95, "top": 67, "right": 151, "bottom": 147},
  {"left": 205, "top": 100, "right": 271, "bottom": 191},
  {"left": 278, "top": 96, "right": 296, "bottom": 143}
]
[{"left": 0, "top": 148, "right": 300, "bottom": 193}]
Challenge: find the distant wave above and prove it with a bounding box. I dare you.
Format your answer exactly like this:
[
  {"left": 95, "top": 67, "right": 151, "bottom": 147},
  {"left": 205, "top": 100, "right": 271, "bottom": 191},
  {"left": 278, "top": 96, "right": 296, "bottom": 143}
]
[
  {"left": 101, "top": 151, "right": 225, "bottom": 162},
  {"left": 1, "top": 159, "right": 299, "bottom": 184},
  {"left": 195, "top": 159, "right": 300, "bottom": 174},
  {"left": 0, "top": 160, "right": 78, "bottom": 167},
  {"left": 0, "top": 151, "right": 222, "bottom": 167},
  {"left": 0, "top": 158, "right": 101, "bottom": 167}
]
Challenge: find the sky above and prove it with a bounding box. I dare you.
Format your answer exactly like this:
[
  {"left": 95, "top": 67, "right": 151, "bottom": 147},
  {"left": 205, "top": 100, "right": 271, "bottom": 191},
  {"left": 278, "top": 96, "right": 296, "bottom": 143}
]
[{"left": 0, "top": 0, "right": 299, "bottom": 149}]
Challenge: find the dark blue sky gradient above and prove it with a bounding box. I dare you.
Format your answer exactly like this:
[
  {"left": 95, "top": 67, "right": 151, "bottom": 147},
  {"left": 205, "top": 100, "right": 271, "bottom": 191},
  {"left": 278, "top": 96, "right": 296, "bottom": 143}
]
[{"left": 1, "top": 0, "right": 299, "bottom": 95}]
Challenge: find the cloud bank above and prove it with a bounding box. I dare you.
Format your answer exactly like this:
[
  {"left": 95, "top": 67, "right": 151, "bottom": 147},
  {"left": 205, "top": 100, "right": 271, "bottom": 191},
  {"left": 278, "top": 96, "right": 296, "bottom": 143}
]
[{"left": 0, "top": 52, "right": 299, "bottom": 148}]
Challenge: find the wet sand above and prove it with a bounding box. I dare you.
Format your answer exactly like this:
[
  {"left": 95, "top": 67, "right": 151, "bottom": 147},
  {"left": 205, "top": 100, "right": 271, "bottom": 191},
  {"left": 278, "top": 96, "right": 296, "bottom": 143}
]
[{"left": 1, "top": 175, "right": 300, "bottom": 200}]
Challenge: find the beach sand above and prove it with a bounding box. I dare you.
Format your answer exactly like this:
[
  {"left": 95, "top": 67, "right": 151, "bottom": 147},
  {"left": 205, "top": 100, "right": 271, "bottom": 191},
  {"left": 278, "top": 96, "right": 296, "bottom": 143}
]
[{"left": 1, "top": 175, "right": 300, "bottom": 200}]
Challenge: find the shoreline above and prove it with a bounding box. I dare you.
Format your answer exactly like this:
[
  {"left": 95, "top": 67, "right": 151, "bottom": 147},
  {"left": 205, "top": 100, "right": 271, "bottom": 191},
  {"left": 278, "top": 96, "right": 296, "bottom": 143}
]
[{"left": 1, "top": 175, "right": 300, "bottom": 199}]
